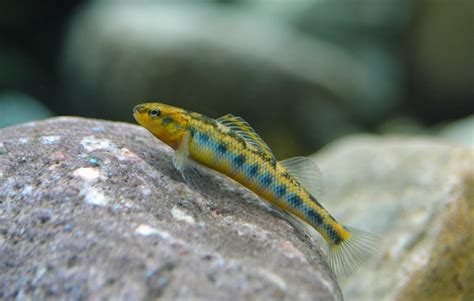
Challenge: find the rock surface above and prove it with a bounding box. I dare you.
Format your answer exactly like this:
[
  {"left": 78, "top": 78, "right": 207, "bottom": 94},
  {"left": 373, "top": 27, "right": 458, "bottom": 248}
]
[
  {"left": 0, "top": 117, "right": 341, "bottom": 301},
  {"left": 314, "top": 135, "right": 474, "bottom": 301}
]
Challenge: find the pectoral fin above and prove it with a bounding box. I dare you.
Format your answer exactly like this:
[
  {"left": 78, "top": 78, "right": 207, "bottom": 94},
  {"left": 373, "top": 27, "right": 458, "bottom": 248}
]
[{"left": 173, "top": 132, "right": 206, "bottom": 188}]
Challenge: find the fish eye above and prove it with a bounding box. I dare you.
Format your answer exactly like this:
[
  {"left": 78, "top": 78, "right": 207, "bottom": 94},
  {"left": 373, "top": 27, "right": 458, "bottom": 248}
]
[{"left": 149, "top": 109, "right": 161, "bottom": 117}]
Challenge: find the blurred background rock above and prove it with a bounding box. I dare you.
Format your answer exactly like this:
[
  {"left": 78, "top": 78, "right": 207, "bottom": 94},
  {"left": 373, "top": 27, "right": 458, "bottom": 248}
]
[{"left": 0, "top": 0, "right": 472, "bottom": 157}]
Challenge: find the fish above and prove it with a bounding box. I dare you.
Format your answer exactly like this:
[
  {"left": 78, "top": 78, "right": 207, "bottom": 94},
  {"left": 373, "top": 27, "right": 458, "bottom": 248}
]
[{"left": 133, "top": 102, "right": 377, "bottom": 277}]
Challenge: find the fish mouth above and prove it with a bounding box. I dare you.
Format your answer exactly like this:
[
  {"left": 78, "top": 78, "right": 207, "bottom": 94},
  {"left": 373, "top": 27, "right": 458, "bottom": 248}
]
[
  {"left": 133, "top": 104, "right": 146, "bottom": 114},
  {"left": 133, "top": 104, "right": 146, "bottom": 124}
]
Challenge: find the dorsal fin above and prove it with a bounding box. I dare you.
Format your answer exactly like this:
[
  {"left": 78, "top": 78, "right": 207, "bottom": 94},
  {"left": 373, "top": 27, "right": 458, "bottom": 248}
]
[
  {"left": 217, "top": 114, "right": 274, "bottom": 159},
  {"left": 279, "top": 156, "right": 325, "bottom": 197}
]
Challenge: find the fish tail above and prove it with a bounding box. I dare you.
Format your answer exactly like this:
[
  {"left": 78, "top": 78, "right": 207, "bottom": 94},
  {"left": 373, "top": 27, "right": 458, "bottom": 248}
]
[{"left": 326, "top": 226, "right": 378, "bottom": 278}]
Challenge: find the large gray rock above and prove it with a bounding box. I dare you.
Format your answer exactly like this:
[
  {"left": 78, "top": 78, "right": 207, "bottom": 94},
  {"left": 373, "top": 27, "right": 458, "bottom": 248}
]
[
  {"left": 0, "top": 117, "right": 341, "bottom": 301},
  {"left": 314, "top": 135, "right": 474, "bottom": 301}
]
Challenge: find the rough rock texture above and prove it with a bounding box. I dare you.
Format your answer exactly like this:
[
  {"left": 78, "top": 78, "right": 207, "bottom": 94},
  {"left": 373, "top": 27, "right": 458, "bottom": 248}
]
[
  {"left": 314, "top": 135, "right": 474, "bottom": 301},
  {"left": 0, "top": 117, "right": 341, "bottom": 301}
]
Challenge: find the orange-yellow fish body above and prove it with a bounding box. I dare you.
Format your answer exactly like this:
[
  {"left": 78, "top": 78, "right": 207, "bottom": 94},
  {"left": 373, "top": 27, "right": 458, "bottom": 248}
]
[{"left": 134, "top": 102, "right": 376, "bottom": 277}]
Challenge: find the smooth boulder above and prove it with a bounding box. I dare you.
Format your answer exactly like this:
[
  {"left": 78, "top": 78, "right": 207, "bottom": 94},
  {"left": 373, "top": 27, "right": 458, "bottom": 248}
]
[{"left": 314, "top": 135, "right": 473, "bottom": 301}]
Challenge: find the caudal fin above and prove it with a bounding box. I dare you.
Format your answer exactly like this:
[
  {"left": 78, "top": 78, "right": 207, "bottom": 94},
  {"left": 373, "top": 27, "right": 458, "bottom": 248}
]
[{"left": 327, "top": 226, "right": 378, "bottom": 278}]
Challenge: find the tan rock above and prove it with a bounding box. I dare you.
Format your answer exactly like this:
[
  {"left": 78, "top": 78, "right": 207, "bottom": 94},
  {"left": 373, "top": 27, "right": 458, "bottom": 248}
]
[{"left": 314, "top": 135, "right": 474, "bottom": 301}]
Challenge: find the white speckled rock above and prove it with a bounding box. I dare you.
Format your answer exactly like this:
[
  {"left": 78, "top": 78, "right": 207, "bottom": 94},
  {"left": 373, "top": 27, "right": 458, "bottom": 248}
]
[
  {"left": 313, "top": 135, "right": 474, "bottom": 301},
  {"left": 0, "top": 117, "right": 341, "bottom": 301}
]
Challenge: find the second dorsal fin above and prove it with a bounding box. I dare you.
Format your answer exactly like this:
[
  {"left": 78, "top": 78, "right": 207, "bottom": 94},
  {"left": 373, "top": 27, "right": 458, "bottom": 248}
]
[
  {"left": 279, "top": 156, "right": 325, "bottom": 197},
  {"left": 217, "top": 114, "right": 274, "bottom": 159}
]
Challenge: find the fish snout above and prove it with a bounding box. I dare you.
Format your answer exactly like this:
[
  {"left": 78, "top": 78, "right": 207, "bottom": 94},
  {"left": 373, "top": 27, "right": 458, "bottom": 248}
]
[{"left": 133, "top": 104, "right": 147, "bottom": 114}]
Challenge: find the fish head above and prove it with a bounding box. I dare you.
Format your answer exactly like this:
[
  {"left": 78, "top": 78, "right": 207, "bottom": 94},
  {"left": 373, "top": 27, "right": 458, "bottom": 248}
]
[{"left": 133, "top": 102, "right": 190, "bottom": 149}]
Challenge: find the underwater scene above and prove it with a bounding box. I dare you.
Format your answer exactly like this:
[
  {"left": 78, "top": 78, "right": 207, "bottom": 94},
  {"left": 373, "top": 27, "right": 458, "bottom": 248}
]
[{"left": 1, "top": 1, "right": 473, "bottom": 300}]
